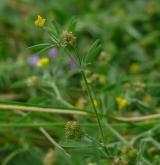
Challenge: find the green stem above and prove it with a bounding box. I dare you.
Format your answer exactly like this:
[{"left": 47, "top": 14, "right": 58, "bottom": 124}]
[
  {"left": 2, "top": 149, "right": 26, "bottom": 165},
  {"left": 40, "top": 128, "right": 70, "bottom": 158},
  {"left": 50, "top": 82, "right": 74, "bottom": 108},
  {"left": 81, "top": 70, "right": 104, "bottom": 142}
]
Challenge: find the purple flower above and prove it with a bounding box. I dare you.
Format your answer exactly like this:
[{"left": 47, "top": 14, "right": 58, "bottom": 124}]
[
  {"left": 68, "top": 59, "right": 77, "bottom": 69},
  {"left": 28, "top": 54, "right": 39, "bottom": 66},
  {"left": 48, "top": 48, "right": 58, "bottom": 58}
]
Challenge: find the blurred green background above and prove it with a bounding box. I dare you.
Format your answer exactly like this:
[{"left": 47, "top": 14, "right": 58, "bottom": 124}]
[{"left": 1, "top": 0, "right": 160, "bottom": 164}]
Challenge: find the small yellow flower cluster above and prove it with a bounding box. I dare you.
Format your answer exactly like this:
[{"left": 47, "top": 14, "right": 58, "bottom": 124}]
[
  {"left": 98, "top": 75, "right": 106, "bottom": 84},
  {"left": 84, "top": 70, "right": 107, "bottom": 85},
  {"left": 93, "top": 99, "right": 98, "bottom": 108},
  {"left": 37, "top": 57, "right": 49, "bottom": 68},
  {"left": 116, "top": 97, "right": 127, "bottom": 109},
  {"left": 35, "top": 15, "right": 46, "bottom": 27},
  {"left": 61, "top": 30, "right": 76, "bottom": 48},
  {"left": 75, "top": 97, "right": 86, "bottom": 109},
  {"left": 129, "top": 63, "right": 140, "bottom": 74},
  {"left": 86, "top": 74, "right": 97, "bottom": 84}
]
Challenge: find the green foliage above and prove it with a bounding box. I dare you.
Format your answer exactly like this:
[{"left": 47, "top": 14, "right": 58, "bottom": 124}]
[
  {"left": 84, "top": 40, "right": 101, "bottom": 64},
  {"left": 1, "top": 0, "right": 160, "bottom": 164}
]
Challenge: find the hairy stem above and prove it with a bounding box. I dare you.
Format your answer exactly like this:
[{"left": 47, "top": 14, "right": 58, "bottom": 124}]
[{"left": 81, "top": 70, "right": 105, "bottom": 142}]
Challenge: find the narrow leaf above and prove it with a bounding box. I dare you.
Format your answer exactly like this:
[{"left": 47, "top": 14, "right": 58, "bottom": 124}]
[{"left": 84, "top": 40, "right": 101, "bottom": 64}]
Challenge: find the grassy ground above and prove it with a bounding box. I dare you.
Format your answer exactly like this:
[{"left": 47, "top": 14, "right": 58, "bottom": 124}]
[{"left": 1, "top": 0, "right": 160, "bottom": 164}]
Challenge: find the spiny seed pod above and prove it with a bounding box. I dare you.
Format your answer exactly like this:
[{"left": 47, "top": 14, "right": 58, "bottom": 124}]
[
  {"left": 65, "top": 121, "right": 83, "bottom": 139},
  {"left": 61, "top": 31, "right": 76, "bottom": 48}
]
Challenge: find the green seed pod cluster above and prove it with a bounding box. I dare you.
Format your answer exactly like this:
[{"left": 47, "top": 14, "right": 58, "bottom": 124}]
[
  {"left": 61, "top": 31, "right": 76, "bottom": 48},
  {"left": 65, "top": 121, "right": 83, "bottom": 139}
]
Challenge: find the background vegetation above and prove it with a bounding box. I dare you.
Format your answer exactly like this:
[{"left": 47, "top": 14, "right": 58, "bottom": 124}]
[{"left": 0, "top": 0, "right": 160, "bottom": 164}]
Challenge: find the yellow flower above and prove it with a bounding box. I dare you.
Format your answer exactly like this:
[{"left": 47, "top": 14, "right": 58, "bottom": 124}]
[
  {"left": 93, "top": 99, "right": 98, "bottom": 107},
  {"left": 129, "top": 63, "right": 140, "bottom": 74},
  {"left": 37, "top": 57, "right": 49, "bottom": 68},
  {"left": 98, "top": 75, "right": 106, "bottom": 84},
  {"left": 35, "top": 15, "right": 46, "bottom": 27},
  {"left": 116, "top": 97, "right": 127, "bottom": 109}
]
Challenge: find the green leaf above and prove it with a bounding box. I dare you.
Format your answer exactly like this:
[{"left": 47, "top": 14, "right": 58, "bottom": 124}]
[
  {"left": 84, "top": 40, "right": 101, "bottom": 64},
  {"left": 28, "top": 43, "right": 52, "bottom": 49},
  {"left": 36, "top": 45, "right": 54, "bottom": 54},
  {"left": 51, "top": 21, "right": 61, "bottom": 35},
  {"left": 67, "top": 17, "right": 77, "bottom": 32},
  {"left": 60, "top": 140, "right": 91, "bottom": 148},
  {"left": 44, "top": 24, "right": 61, "bottom": 46}
]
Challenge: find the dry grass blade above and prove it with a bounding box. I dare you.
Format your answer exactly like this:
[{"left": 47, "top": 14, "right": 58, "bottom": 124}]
[
  {"left": 0, "top": 104, "right": 88, "bottom": 116},
  {"left": 115, "top": 113, "right": 160, "bottom": 122}
]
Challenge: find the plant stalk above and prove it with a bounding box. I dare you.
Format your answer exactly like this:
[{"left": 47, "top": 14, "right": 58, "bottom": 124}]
[{"left": 81, "top": 70, "right": 105, "bottom": 142}]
